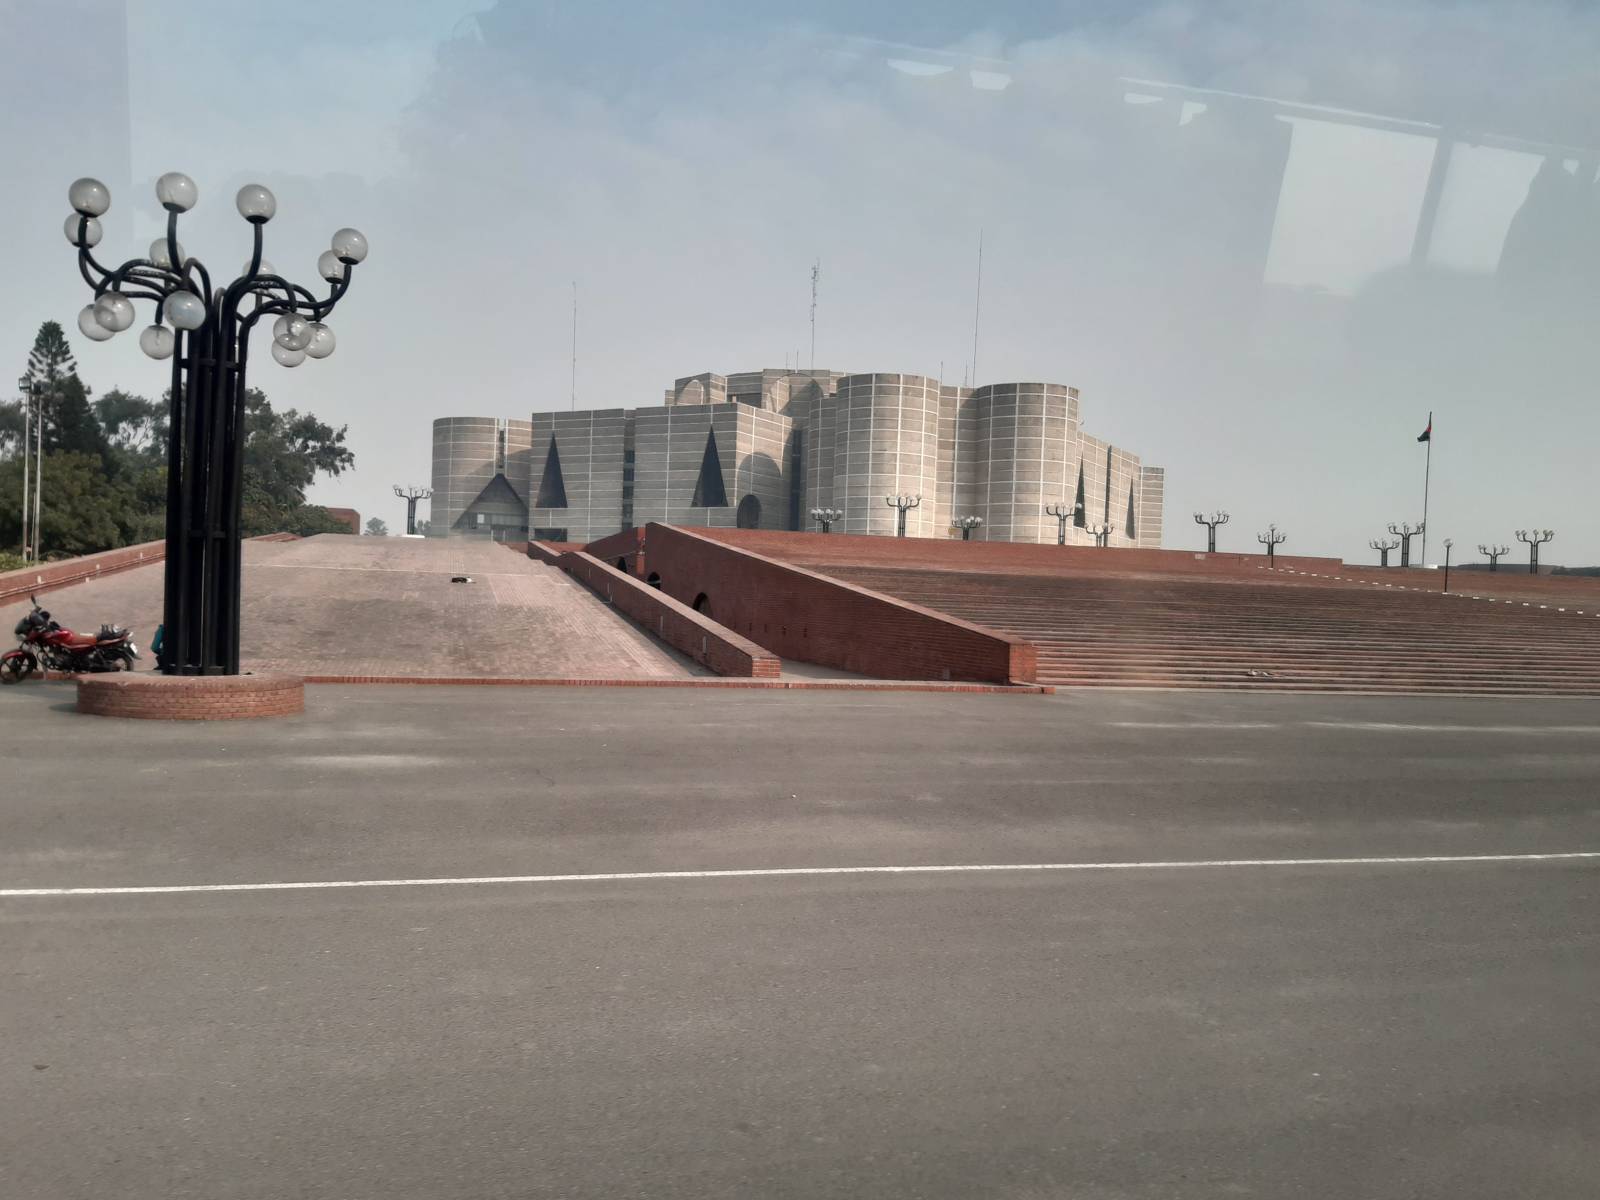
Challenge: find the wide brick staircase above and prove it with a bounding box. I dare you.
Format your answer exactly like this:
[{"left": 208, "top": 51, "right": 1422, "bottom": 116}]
[
  {"left": 678, "top": 530, "right": 1600, "bottom": 696},
  {"left": 817, "top": 565, "right": 1600, "bottom": 695},
  {"left": 819, "top": 569, "right": 1600, "bottom": 700}
]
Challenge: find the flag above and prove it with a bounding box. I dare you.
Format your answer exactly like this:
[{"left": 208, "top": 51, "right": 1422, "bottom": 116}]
[{"left": 1417, "top": 416, "right": 1432, "bottom": 443}]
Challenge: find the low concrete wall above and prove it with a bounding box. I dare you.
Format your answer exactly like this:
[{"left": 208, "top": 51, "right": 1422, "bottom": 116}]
[{"left": 636, "top": 524, "right": 1036, "bottom": 685}]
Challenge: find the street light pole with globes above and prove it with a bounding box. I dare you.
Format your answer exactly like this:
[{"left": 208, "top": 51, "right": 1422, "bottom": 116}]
[{"left": 64, "top": 171, "right": 367, "bottom": 675}]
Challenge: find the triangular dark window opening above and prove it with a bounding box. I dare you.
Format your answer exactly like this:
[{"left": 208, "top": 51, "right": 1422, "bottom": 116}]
[
  {"left": 453, "top": 473, "right": 527, "bottom": 529},
  {"left": 1073, "top": 462, "right": 1087, "bottom": 527},
  {"left": 691, "top": 428, "right": 729, "bottom": 507},
  {"left": 1124, "top": 485, "right": 1137, "bottom": 541},
  {"left": 536, "top": 435, "right": 568, "bottom": 509}
]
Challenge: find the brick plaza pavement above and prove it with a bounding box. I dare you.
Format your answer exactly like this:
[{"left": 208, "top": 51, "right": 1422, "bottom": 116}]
[{"left": 0, "top": 535, "right": 704, "bottom": 680}]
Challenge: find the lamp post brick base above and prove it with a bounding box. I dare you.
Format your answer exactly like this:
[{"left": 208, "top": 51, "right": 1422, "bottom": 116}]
[{"left": 76, "top": 671, "right": 305, "bottom": 720}]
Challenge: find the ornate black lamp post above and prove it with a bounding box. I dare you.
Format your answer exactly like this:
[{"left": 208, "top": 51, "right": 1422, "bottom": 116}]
[
  {"left": 1477, "top": 543, "right": 1509, "bottom": 572},
  {"left": 1045, "top": 502, "right": 1079, "bottom": 546},
  {"left": 65, "top": 172, "right": 365, "bottom": 675},
  {"left": 809, "top": 506, "right": 844, "bottom": 533},
  {"left": 394, "top": 485, "right": 431, "bottom": 536},
  {"left": 1369, "top": 536, "right": 1399, "bottom": 567},
  {"left": 1515, "top": 528, "right": 1554, "bottom": 575},
  {"left": 886, "top": 493, "right": 922, "bottom": 538},
  {"left": 1258, "top": 523, "right": 1286, "bottom": 565},
  {"left": 953, "top": 515, "right": 983, "bottom": 541},
  {"left": 1193, "top": 510, "right": 1230, "bottom": 553},
  {"left": 1087, "top": 521, "right": 1113, "bottom": 549},
  {"left": 1388, "top": 521, "right": 1423, "bottom": 568}
]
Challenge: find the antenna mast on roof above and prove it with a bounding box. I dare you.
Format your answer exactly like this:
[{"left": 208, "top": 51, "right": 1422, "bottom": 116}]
[
  {"left": 970, "top": 229, "right": 983, "bottom": 387},
  {"left": 809, "top": 258, "right": 820, "bottom": 371},
  {"left": 570, "top": 281, "right": 578, "bottom": 410}
]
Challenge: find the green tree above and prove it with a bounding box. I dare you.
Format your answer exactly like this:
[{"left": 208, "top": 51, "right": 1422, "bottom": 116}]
[
  {"left": 0, "top": 452, "right": 131, "bottom": 556},
  {"left": 42, "top": 373, "right": 111, "bottom": 461},
  {"left": 19, "top": 321, "right": 109, "bottom": 461},
  {"left": 236, "top": 388, "right": 355, "bottom": 537},
  {"left": 94, "top": 388, "right": 165, "bottom": 458},
  {"left": 365, "top": 517, "right": 389, "bottom": 536}
]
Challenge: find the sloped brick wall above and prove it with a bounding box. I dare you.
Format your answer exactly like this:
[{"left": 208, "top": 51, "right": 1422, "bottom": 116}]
[{"left": 634, "top": 524, "right": 1035, "bottom": 685}]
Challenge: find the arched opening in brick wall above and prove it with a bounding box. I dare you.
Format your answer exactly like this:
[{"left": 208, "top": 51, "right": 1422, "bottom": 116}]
[
  {"left": 692, "top": 593, "right": 710, "bottom": 615},
  {"left": 646, "top": 572, "right": 663, "bottom": 590},
  {"left": 614, "top": 558, "right": 628, "bottom": 572}
]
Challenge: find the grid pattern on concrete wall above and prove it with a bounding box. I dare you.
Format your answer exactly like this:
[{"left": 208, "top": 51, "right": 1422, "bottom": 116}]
[
  {"left": 526, "top": 410, "right": 628, "bottom": 543},
  {"left": 1074, "top": 434, "right": 1147, "bottom": 548},
  {"left": 804, "top": 389, "right": 839, "bottom": 519},
  {"left": 959, "top": 383, "right": 1078, "bottom": 544},
  {"left": 431, "top": 417, "right": 533, "bottom": 534},
  {"left": 832, "top": 374, "right": 943, "bottom": 538},
  {"left": 1137, "top": 466, "right": 1165, "bottom": 549},
  {"left": 631, "top": 405, "right": 741, "bottom": 531},
  {"left": 727, "top": 405, "right": 795, "bottom": 531},
  {"left": 664, "top": 373, "right": 728, "bottom": 408}
]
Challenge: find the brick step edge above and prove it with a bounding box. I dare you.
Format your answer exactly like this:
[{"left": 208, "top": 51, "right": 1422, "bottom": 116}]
[{"left": 300, "top": 674, "right": 1052, "bottom": 694}]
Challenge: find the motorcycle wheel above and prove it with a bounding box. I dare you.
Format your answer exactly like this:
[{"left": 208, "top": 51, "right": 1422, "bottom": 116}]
[{"left": 1, "top": 654, "right": 35, "bottom": 684}]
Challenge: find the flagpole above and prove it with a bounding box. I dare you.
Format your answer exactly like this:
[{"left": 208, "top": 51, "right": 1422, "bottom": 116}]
[{"left": 1420, "top": 410, "right": 1432, "bottom": 566}]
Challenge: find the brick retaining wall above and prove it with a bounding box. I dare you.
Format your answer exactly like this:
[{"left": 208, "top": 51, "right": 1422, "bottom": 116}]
[
  {"left": 689, "top": 528, "right": 1344, "bottom": 577},
  {"left": 0, "top": 533, "right": 301, "bottom": 605},
  {"left": 541, "top": 546, "right": 779, "bottom": 678},
  {"left": 0, "top": 540, "right": 165, "bottom": 604},
  {"left": 635, "top": 524, "right": 1035, "bottom": 685}
]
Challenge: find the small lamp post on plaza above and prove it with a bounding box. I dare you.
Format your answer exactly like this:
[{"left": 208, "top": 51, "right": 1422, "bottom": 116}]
[
  {"left": 1194, "top": 510, "right": 1230, "bottom": 553},
  {"left": 1258, "top": 524, "right": 1286, "bottom": 566},
  {"left": 809, "top": 507, "right": 844, "bottom": 533},
  {"left": 64, "top": 172, "right": 366, "bottom": 674},
  {"left": 1478, "top": 543, "right": 1509, "bottom": 572},
  {"left": 1442, "top": 538, "right": 1454, "bottom": 593},
  {"left": 1388, "top": 521, "right": 1424, "bottom": 568},
  {"left": 953, "top": 515, "right": 983, "bottom": 541},
  {"left": 1515, "top": 528, "right": 1554, "bottom": 575},
  {"left": 1087, "top": 521, "right": 1113, "bottom": 549},
  {"left": 394, "top": 485, "right": 431, "bottom": 536},
  {"left": 886, "top": 493, "right": 922, "bottom": 538},
  {"left": 1045, "top": 501, "right": 1079, "bottom": 546},
  {"left": 1369, "top": 537, "right": 1399, "bottom": 568}
]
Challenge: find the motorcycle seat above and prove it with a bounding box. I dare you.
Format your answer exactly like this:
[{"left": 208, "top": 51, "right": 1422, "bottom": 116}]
[{"left": 61, "top": 632, "right": 100, "bottom": 649}]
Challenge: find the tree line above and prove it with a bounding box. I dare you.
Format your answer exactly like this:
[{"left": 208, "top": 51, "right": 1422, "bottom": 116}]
[{"left": 1, "top": 320, "right": 355, "bottom": 566}]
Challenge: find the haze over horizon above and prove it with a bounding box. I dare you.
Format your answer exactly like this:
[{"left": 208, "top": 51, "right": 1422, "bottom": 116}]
[{"left": 4, "top": 0, "right": 1597, "bottom": 564}]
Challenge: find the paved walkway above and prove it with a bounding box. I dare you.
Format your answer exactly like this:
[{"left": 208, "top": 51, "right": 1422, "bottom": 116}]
[{"left": 0, "top": 536, "right": 703, "bottom": 680}]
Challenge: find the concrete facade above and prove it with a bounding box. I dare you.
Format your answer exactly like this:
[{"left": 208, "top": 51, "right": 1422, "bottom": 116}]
[{"left": 432, "top": 367, "right": 1162, "bottom": 547}]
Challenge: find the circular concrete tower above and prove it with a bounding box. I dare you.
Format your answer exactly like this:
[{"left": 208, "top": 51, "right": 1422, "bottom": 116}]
[
  {"left": 832, "top": 373, "right": 943, "bottom": 537},
  {"left": 962, "top": 383, "right": 1078, "bottom": 543}
]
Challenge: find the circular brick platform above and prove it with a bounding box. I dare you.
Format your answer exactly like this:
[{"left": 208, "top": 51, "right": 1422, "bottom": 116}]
[{"left": 76, "top": 672, "right": 305, "bottom": 720}]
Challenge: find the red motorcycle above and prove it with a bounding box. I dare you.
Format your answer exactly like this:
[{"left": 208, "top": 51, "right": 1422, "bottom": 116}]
[{"left": 1, "top": 596, "right": 138, "bottom": 683}]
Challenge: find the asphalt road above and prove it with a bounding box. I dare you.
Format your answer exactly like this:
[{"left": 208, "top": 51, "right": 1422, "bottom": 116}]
[{"left": 3, "top": 684, "right": 1598, "bottom": 1198}]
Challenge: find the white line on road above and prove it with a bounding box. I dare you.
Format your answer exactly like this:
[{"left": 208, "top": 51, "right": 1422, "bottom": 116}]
[
  {"left": 3, "top": 852, "right": 1597, "bottom": 898},
  {"left": 1305, "top": 722, "right": 1600, "bottom": 734},
  {"left": 1110, "top": 722, "right": 1281, "bottom": 730}
]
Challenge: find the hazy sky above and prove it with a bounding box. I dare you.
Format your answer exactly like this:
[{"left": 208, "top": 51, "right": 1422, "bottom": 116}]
[{"left": 4, "top": 0, "right": 1598, "bottom": 563}]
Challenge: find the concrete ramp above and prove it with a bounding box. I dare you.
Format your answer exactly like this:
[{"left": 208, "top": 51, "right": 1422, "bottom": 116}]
[{"left": 0, "top": 536, "right": 703, "bottom": 680}]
